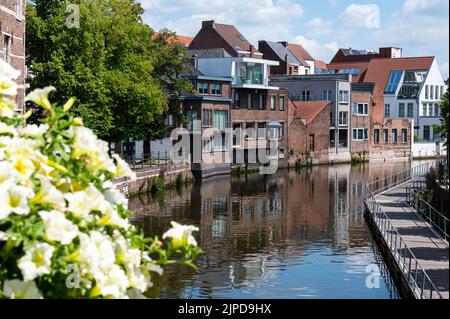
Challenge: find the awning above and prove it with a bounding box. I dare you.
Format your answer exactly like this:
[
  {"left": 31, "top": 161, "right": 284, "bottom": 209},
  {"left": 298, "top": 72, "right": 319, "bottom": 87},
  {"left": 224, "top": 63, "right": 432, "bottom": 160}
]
[{"left": 268, "top": 121, "right": 282, "bottom": 128}]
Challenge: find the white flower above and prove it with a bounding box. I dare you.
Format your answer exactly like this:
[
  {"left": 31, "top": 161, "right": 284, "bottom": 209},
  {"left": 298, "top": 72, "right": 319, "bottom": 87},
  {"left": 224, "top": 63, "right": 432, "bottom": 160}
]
[
  {"left": 103, "top": 186, "right": 129, "bottom": 209},
  {"left": 65, "top": 184, "right": 110, "bottom": 219},
  {"left": 19, "top": 124, "right": 49, "bottom": 138},
  {"left": 39, "top": 210, "right": 79, "bottom": 245},
  {"left": 0, "top": 122, "right": 18, "bottom": 136},
  {"left": 146, "top": 262, "right": 163, "bottom": 276},
  {"left": 9, "top": 155, "right": 35, "bottom": 179},
  {"left": 114, "top": 234, "right": 141, "bottom": 267},
  {"left": 0, "top": 59, "right": 21, "bottom": 80},
  {"left": 97, "top": 205, "right": 129, "bottom": 229},
  {"left": 0, "top": 76, "right": 18, "bottom": 96},
  {"left": 32, "top": 177, "right": 66, "bottom": 209},
  {"left": 2, "top": 280, "right": 43, "bottom": 299},
  {"left": 0, "top": 161, "right": 20, "bottom": 184},
  {"left": 162, "top": 221, "right": 199, "bottom": 248},
  {"left": 0, "top": 97, "right": 16, "bottom": 118},
  {"left": 126, "top": 288, "right": 147, "bottom": 299},
  {"left": 125, "top": 264, "right": 149, "bottom": 292},
  {"left": 78, "top": 231, "right": 115, "bottom": 275},
  {"left": 94, "top": 265, "right": 129, "bottom": 298},
  {"left": 18, "top": 242, "right": 54, "bottom": 281},
  {"left": 25, "top": 86, "right": 56, "bottom": 111},
  {"left": 0, "top": 181, "right": 34, "bottom": 219},
  {"left": 113, "top": 154, "right": 136, "bottom": 180}
]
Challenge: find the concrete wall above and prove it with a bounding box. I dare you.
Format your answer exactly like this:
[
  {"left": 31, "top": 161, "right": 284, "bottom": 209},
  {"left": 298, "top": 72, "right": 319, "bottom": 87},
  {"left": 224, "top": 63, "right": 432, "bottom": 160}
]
[{"left": 412, "top": 142, "right": 447, "bottom": 159}]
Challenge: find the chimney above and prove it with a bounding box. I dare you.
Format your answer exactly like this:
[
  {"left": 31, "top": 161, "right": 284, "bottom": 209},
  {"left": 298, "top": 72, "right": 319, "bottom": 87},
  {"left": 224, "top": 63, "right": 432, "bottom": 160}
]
[
  {"left": 285, "top": 54, "right": 289, "bottom": 74},
  {"left": 202, "top": 20, "right": 215, "bottom": 29},
  {"left": 279, "top": 41, "right": 289, "bottom": 48}
]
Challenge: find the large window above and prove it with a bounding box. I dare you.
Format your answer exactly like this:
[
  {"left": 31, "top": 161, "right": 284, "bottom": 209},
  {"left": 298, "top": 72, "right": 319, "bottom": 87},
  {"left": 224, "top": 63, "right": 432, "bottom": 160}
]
[
  {"left": 185, "top": 110, "right": 198, "bottom": 131},
  {"left": 407, "top": 103, "right": 414, "bottom": 117},
  {"left": 353, "top": 103, "right": 369, "bottom": 116},
  {"left": 246, "top": 123, "right": 255, "bottom": 139},
  {"left": 248, "top": 94, "right": 253, "bottom": 109},
  {"left": 374, "top": 129, "right": 380, "bottom": 144},
  {"left": 338, "top": 129, "right": 348, "bottom": 148},
  {"left": 339, "top": 90, "right": 349, "bottom": 103},
  {"left": 352, "top": 128, "right": 369, "bottom": 141},
  {"left": 236, "top": 62, "right": 264, "bottom": 85},
  {"left": 383, "top": 129, "right": 389, "bottom": 144},
  {"left": 257, "top": 123, "right": 266, "bottom": 139},
  {"left": 385, "top": 104, "right": 390, "bottom": 118},
  {"left": 435, "top": 86, "right": 439, "bottom": 101},
  {"left": 270, "top": 95, "right": 276, "bottom": 111},
  {"left": 233, "top": 123, "right": 242, "bottom": 147},
  {"left": 202, "top": 109, "right": 212, "bottom": 127},
  {"left": 402, "top": 129, "right": 408, "bottom": 144},
  {"left": 330, "top": 130, "right": 336, "bottom": 148},
  {"left": 322, "top": 90, "right": 332, "bottom": 101},
  {"left": 423, "top": 126, "right": 431, "bottom": 141},
  {"left": 301, "top": 91, "right": 311, "bottom": 102},
  {"left": 213, "top": 110, "right": 228, "bottom": 131},
  {"left": 279, "top": 96, "right": 285, "bottom": 111},
  {"left": 338, "top": 111, "right": 348, "bottom": 126},
  {"left": 430, "top": 85, "right": 434, "bottom": 100},
  {"left": 235, "top": 93, "right": 241, "bottom": 108},
  {"left": 211, "top": 83, "right": 222, "bottom": 95},
  {"left": 258, "top": 94, "right": 265, "bottom": 110},
  {"left": 198, "top": 82, "right": 209, "bottom": 94},
  {"left": 399, "top": 103, "right": 405, "bottom": 117},
  {"left": 385, "top": 70, "right": 403, "bottom": 94},
  {"left": 309, "top": 134, "right": 315, "bottom": 152},
  {"left": 425, "top": 85, "right": 429, "bottom": 99},
  {"left": 440, "top": 86, "right": 445, "bottom": 99},
  {"left": 392, "top": 129, "right": 398, "bottom": 144},
  {"left": 3, "top": 35, "right": 11, "bottom": 63}
]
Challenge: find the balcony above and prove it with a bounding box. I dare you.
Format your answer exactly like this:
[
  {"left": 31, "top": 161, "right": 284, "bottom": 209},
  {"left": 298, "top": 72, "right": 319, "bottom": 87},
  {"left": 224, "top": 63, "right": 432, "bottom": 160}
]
[{"left": 398, "top": 83, "right": 421, "bottom": 99}]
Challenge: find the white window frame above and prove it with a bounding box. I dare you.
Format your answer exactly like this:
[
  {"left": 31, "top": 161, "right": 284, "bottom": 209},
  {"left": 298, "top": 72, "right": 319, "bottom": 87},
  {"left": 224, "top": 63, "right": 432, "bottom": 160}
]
[
  {"left": 352, "top": 128, "right": 369, "bottom": 141},
  {"left": 353, "top": 103, "right": 369, "bottom": 116},
  {"left": 338, "top": 111, "right": 348, "bottom": 126},
  {"left": 270, "top": 95, "right": 276, "bottom": 111},
  {"left": 339, "top": 90, "right": 349, "bottom": 104},
  {"left": 384, "top": 104, "right": 390, "bottom": 118}
]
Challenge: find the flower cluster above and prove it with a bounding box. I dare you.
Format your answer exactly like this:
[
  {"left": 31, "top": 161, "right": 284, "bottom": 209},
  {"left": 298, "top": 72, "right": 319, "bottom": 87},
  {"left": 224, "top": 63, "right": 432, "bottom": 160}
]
[{"left": 0, "top": 60, "right": 201, "bottom": 299}]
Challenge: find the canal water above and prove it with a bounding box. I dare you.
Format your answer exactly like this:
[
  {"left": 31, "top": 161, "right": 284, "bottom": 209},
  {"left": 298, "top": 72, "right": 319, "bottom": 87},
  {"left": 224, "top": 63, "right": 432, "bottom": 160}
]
[{"left": 130, "top": 161, "right": 414, "bottom": 299}]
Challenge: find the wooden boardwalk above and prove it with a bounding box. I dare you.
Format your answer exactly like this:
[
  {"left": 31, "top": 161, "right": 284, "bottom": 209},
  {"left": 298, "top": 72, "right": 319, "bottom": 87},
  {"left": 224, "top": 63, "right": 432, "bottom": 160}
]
[{"left": 368, "top": 179, "right": 449, "bottom": 299}]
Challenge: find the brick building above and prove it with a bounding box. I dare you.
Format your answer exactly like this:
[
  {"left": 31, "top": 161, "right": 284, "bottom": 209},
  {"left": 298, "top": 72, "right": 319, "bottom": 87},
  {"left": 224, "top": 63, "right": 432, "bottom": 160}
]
[
  {"left": 0, "top": 0, "right": 25, "bottom": 112},
  {"left": 288, "top": 101, "right": 331, "bottom": 164}
]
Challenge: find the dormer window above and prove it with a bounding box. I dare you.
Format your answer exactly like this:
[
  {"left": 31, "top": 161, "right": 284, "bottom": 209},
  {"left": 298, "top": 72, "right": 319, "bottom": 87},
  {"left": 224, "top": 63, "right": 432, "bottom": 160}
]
[{"left": 198, "top": 83, "right": 209, "bottom": 95}]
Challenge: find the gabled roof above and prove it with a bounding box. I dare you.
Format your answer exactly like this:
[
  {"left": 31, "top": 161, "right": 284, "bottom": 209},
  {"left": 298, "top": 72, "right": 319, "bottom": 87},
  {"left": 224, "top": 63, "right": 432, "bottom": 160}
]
[
  {"left": 364, "top": 57, "right": 434, "bottom": 92},
  {"left": 351, "top": 82, "right": 376, "bottom": 93},
  {"left": 292, "top": 101, "right": 331, "bottom": 125},
  {"left": 214, "top": 23, "right": 260, "bottom": 55},
  {"left": 287, "top": 43, "right": 315, "bottom": 62},
  {"left": 263, "top": 41, "right": 304, "bottom": 66},
  {"left": 152, "top": 33, "right": 193, "bottom": 47},
  {"left": 327, "top": 61, "right": 370, "bottom": 82},
  {"left": 315, "top": 60, "right": 328, "bottom": 69}
]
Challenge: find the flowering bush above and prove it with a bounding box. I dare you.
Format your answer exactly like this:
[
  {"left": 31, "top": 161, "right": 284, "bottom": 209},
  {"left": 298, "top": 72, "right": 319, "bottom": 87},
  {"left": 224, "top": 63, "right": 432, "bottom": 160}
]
[{"left": 0, "top": 60, "right": 201, "bottom": 299}]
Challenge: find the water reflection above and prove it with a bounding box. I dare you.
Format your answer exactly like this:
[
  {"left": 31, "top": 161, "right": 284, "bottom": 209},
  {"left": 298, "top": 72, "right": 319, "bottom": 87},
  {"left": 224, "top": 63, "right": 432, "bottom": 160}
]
[{"left": 131, "top": 161, "right": 411, "bottom": 299}]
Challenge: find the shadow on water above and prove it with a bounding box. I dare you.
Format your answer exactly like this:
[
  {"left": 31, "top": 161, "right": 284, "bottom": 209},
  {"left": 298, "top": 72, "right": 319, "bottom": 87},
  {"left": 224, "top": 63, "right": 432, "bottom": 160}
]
[{"left": 130, "top": 161, "right": 413, "bottom": 299}]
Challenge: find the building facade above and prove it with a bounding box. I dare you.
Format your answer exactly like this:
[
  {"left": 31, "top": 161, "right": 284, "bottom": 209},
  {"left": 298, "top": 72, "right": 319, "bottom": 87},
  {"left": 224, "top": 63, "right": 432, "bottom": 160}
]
[
  {"left": 270, "top": 74, "right": 353, "bottom": 162},
  {"left": 0, "top": 0, "right": 25, "bottom": 112}
]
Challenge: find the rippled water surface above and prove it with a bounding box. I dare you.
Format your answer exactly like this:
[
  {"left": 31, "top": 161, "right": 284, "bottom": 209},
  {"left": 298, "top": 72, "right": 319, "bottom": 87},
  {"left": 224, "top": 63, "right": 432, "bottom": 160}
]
[{"left": 130, "top": 162, "right": 415, "bottom": 299}]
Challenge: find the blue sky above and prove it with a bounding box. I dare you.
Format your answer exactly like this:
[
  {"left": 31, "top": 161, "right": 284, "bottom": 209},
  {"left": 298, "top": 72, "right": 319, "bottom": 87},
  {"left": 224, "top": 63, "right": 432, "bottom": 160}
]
[{"left": 139, "top": 0, "right": 449, "bottom": 78}]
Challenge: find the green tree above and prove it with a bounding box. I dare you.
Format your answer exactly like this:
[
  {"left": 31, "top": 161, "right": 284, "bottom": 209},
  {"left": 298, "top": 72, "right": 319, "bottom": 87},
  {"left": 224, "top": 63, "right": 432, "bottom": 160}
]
[
  {"left": 26, "top": 0, "right": 193, "bottom": 145},
  {"left": 434, "top": 89, "right": 449, "bottom": 145}
]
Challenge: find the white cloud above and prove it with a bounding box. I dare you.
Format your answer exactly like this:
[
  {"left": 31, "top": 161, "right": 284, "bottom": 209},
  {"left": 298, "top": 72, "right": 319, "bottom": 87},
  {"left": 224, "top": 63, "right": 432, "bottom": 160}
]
[
  {"left": 293, "top": 35, "right": 339, "bottom": 62},
  {"left": 329, "top": 0, "right": 339, "bottom": 7},
  {"left": 307, "top": 18, "right": 334, "bottom": 36},
  {"left": 341, "top": 4, "right": 380, "bottom": 29},
  {"left": 402, "top": 0, "right": 448, "bottom": 14}
]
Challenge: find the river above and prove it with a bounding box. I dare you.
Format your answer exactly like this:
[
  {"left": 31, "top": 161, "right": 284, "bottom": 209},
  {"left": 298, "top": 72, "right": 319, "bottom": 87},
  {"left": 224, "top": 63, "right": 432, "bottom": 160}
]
[{"left": 130, "top": 161, "right": 416, "bottom": 299}]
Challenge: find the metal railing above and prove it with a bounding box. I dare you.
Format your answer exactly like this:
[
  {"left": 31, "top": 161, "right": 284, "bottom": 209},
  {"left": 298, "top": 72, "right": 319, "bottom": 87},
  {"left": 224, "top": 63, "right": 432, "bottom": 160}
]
[
  {"left": 121, "top": 151, "right": 172, "bottom": 170},
  {"left": 365, "top": 186, "right": 444, "bottom": 299},
  {"left": 406, "top": 189, "right": 449, "bottom": 241},
  {"left": 367, "top": 161, "right": 437, "bottom": 195}
]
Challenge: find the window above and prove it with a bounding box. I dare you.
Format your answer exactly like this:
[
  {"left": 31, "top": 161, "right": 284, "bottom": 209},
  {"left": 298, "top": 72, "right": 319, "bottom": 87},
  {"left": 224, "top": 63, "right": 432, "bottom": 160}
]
[
  {"left": 279, "top": 96, "right": 285, "bottom": 111},
  {"left": 385, "top": 70, "right": 403, "bottom": 94},
  {"left": 185, "top": 110, "right": 197, "bottom": 131},
  {"left": 330, "top": 112, "right": 335, "bottom": 127},
  {"left": 16, "top": 0, "right": 21, "bottom": 19},
  {"left": 338, "top": 129, "right": 348, "bottom": 148},
  {"left": 211, "top": 83, "right": 222, "bottom": 95},
  {"left": 383, "top": 129, "right": 389, "bottom": 144},
  {"left": 338, "top": 68, "right": 361, "bottom": 75},
  {"left": 339, "top": 90, "right": 349, "bottom": 103},
  {"left": 202, "top": 109, "right": 212, "bottom": 127},
  {"left": 422, "top": 103, "right": 427, "bottom": 116},
  {"left": 425, "top": 85, "right": 429, "bottom": 99},
  {"left": 246, "top": 123, "right": 255, "bottom": 139},
  {"left": 399, "top": 103, "right": 405, "bottom": 117},
  {"left": 402, "top": 129, "right": 408, "bottom": 144},
  {"left": 233, "top": 123, "right": 243, "bottom": 147},
  {"left": 235, "top": 93, "right": 241, "bottom": 108},
  {"left": 279, "top": 122, "right": 285, "bottom": 139},
  {"left": 270, "top": 95, "right": 276, "bottom": 110},
  {"left": 352, "top": 128, "right": 369, "bottom": 141},
  {"left": 165, "top": 114, "right": 174, "bottom": 127},
  {"left": 258, "top": 94, "right": 265, "bottom": 110},
  {"left": 301, "top": 91, "right": 311, "bottom": 102},
  {"left": 309, "top": 134, "right": 315, "bottom": 152},
  {"left": 430, "top": 85, "right": 434, "bottom": 100},
  {"left": 338, "top": 111, "right": 348, "bottom": 126},
  {"left": 198, "top": 83, "right": 209, "bottom": 94},
  {"left": 435, "top": 86, "right": 439, "bottom": 100},
  {"left": 353, "top": 103, "right": 369, "bottom": 116},
  {"left": 407, "top": 103, "right": 414, "bottom": 117},
  {"left": 385, "top": 104, "right": 391, "bottom": 118},
  {"left": 440, "top": 86, "right": 444, "bottom": 99},
  {"left": 258, "top": 123, "right": 266, "bottom": 139},
  {"left": 428, "top": 103, "right": 433, "bottom": 117},
  {"left": 434, "top": 103, "right": 440, "bottom": 117},
  {"left": 374, "top": 129, "right": 380, "bottom": 144},
  {"left": 322, "top": 90, "right": 332, "bottom": 101},
  {"left": 423, "top": 126, "right": 431, "bottom": 141},
  {"left": 392, "top": 129, "right": 398, "bottom": 144},
  {"left": 3, "top": 35, "right": 11, "bottom": 63},
  {"left": 330, "top": 130, "right": 336, "bottom": 148},
  {"left": 213, "top": 110, "right": 228, "bottom": 131},
  {"left": 247, "top": 94, "right": 253, "bottom": 109}
]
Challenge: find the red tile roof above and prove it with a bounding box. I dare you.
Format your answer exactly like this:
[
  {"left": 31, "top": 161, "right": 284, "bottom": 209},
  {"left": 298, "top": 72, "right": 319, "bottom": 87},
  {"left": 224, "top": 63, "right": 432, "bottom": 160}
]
[
  {"left": 364, "top": 57, "right": 434, "bottom": 92},
  {"left": 152, "top": 33, "right": 193, "bottom": 46},
  {"left": 214, "top": 23, "right": 260, "bottom": 55},
  {"left": 315, "top": 60, "right": 328, "bottom": 69},
  {"left": 288, "top": 43, "right": 315, "bottom": 62},
  {"left": 293, "top": 101, "right": 331, "bottom": 125}
]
